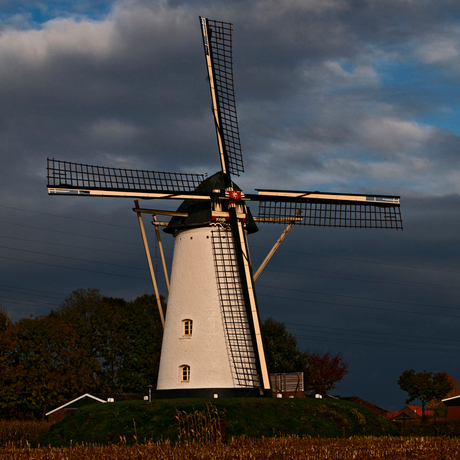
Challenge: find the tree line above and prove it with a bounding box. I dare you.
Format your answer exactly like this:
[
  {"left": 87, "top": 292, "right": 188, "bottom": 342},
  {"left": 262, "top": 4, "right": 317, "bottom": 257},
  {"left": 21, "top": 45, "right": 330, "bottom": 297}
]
[
  {"left": 0, "top": 289, "right": 165, "bottom": 420},
  {"left": 0, "top": 289, "right": 348, "bottom": 420}
]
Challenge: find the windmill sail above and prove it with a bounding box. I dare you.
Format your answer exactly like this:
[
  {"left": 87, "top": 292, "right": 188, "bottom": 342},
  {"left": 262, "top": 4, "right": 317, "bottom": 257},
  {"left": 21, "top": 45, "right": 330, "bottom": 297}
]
[
  {"left": 249, "top": 190, "right": 402, "bottom": 230},
  {"left": 47, "top": 158, "right": 207, "bottom": 199},
  {"left": 47, "top": 159, "right": 402, "bottom": 229},
  {"left": 201, "top": 17, "right": 243, "bottom": 178},
  {"left": 256, "top": 199, "right": 402, "bottom": 229},
  {"left": 201, "top": 17, "right": 270, "bottom": 395}
]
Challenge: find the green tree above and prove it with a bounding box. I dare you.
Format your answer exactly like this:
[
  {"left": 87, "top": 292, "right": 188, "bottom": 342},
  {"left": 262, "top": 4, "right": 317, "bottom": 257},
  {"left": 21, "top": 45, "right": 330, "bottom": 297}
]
[
  {"left": 115, "top": 294, "right": 165, "bottom": 392},
  {"left": 261, "top": 317, "right": 309, "bottom": 376},
  {"left": 0, "top": 306, "right": 16, "bottom": 373},
  {"left": 98, "top": 296, "right": 131, "bottom": 391},
  {"left": 97, "top": 294, "right": 165, "bottom": 393},
  {"left": 428, "top": 374, "right": 459, "bottom": 417},
  {"left": 0, "top": 290, "right": 165, "bottom": 419},
  {"left": 261, "top": 318, "right": 350, "bottom": 396},
  {"left": 56, "top": 289, "right": 165, "bottom": 394},
  {"left": 12, "top": 315, "right": 96, "bottom": 419},
  {"left": 56, "top": 289, "right": 130, "bottom": 391},
  {"left": 56, "top": 288, "right": 107, "bottom": 362},
  {"left": 398, "top": 369, "right": 453, "bottom": 418},
  {"left": 0, "top": 307, "right": 20, "bottom": 418}
]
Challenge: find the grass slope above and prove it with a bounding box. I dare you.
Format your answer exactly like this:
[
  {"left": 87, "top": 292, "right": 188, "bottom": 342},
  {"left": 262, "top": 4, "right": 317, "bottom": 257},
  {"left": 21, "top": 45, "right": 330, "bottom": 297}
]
[{"left": 39, "top": 397, "right": 399, "bottom": 446}]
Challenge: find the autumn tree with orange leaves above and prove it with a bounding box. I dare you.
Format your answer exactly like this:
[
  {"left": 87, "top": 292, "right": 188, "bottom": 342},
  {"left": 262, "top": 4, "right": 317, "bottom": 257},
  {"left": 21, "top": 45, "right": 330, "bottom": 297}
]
[
  {"left": 305, "top": 352, "right": 349, "bottom": 396},
  {"left": 0, "top": 290, "right": 165, "bottom": 420}
]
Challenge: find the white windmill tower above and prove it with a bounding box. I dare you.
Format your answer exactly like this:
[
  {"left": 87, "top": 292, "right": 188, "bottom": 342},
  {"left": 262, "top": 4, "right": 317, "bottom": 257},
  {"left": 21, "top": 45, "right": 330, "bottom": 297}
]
[{"left": 47, "top": 17, "right": 402, "bottom": 398}]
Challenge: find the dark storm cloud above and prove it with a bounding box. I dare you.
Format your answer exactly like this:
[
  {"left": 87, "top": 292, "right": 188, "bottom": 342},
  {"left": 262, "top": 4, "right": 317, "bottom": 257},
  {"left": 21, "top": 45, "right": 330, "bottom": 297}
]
[{"left": 1, "top": 0, "right": 459, "bottom": 198}]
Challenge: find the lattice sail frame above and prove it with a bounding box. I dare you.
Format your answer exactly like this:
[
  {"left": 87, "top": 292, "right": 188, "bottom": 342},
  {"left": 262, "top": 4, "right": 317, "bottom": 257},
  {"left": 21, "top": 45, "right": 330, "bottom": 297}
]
[
  {"left": 257, "top": 199, "right": 402, "bottom": 230},
  {"left": 201, "top": 18, "right": 243, "bottom": 177},
  {"left": 47, "top": 159, "right": 402, "bottom": 230},
  {"left": 47, "top": 158, "right": 205, "bottom": 194}
]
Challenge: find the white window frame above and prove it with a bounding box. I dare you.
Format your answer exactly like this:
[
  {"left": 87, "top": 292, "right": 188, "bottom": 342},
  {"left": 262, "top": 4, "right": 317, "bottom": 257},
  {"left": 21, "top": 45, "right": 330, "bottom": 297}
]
[
  {"left": 182, "top": 319, "right": 193, "bottom": 337},
  {"left": 180, "top": 364, "right": 190, "bottom": 382}
]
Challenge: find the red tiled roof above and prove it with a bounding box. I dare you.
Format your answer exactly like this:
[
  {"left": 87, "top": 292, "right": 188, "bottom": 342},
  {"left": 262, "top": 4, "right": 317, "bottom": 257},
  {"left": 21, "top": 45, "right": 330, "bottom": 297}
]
[
  {"left": 407, "top": 405, "right": 434, "bottom": 417},
  {"left": 386, "top": 405, "right": 434, "bottom": 419}
]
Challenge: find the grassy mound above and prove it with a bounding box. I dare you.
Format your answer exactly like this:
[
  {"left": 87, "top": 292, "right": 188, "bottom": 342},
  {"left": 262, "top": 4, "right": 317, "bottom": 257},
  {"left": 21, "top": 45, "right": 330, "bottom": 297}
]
[{"left": 39, "top": 397, "right": 399, "bottom": 446}]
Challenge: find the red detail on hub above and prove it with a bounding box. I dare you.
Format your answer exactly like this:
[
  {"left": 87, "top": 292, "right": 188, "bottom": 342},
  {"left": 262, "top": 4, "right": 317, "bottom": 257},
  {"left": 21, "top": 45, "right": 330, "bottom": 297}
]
[{"left": 229, "top": 191, "right": 242, "bottom": 200}]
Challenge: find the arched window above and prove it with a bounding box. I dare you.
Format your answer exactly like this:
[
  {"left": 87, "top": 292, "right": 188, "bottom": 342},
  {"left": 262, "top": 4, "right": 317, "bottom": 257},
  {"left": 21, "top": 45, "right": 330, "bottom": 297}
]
[
  {"left": 180, "top": 365, "right": 190, "bottom": 382},
  {"left": 182, "top": 319, "right": 193, "bottom": 337}
]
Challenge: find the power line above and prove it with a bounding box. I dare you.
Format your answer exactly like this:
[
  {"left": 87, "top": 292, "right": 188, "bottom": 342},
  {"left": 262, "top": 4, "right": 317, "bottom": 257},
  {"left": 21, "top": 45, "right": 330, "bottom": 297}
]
[
  {"left": 0, "top": 234, "right": 138, "bottom": 256},
  {"left": 252, "top": 244, "right": 460, "bottom": 275},
  {"left": 0, "top": 244, "right": 146, "bottom": 271},
  {"left": 0, "top": 220, "right": 140, "bottom": 246},
  {"left": 293, "top": 332, "right": 460, "bottom": 354},
  {"left": 0, "top": 255, "right": 151, "bottom": 280},
  {"left": 257, "top": 292, "right": 460, "bottom": 319},
  {"left": 259, "top": 265, "right": 460, "bottom": 292},
  {"left": 0, "top": 295, "right": 57, "bottom": 308},
  {"left": 286, "top": 323, "right": 460, "bottom": 346},
  {"left": 258, "top": 283, "right": 460, "bottom": 312},
  {"left": 287, "top": 323, "right": 460, "bottom": 350},
  {"left": 3, "top": 204, "right": 457, "bottom": 278},
  {"left": 0, "top": 204, "right": 137, "bottom": 230},
  {"left": 2, "top": 203, "right": 459, "bottom": 282},
  {"left": 0, "top": 287, "right": 63, "bottom": 301}
]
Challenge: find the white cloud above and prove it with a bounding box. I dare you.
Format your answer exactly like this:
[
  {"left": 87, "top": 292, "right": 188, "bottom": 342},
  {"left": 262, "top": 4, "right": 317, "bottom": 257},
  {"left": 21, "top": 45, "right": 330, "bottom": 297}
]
[
  {"left": 359, "top": 117, "right": 433, "bottom": 153},
  {"left": 416, "top": 35, "right": 460, "bottom": 65},
  {"left": 321, "top": 60, "right": 379, "bottom": 87},
  {"left": 0, "top": 16, "right": 115, "bottom": 70},
  {"left": 253, "top": 0, "right": 345, "bottom": 22},
  {"left": 413, "top": 26, "right": 460, "bottom": 75}
]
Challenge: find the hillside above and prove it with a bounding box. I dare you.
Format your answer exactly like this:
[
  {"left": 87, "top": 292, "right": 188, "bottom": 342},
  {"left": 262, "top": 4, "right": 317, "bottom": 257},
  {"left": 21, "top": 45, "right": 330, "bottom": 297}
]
[{"left": 39, "top": 397, "right": 399, "bottom": 446}]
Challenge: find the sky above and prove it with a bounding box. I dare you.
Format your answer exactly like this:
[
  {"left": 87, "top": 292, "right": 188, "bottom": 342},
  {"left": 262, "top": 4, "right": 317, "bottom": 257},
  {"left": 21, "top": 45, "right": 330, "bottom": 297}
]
[{"left": 1, "top": 0, "right": 460, "bottom": 411}]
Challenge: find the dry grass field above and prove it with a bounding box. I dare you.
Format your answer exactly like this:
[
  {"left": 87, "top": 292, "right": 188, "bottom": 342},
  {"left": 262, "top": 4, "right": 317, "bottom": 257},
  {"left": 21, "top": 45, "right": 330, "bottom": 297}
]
[
  {"left": 2, "top": 402, "right": 460, "bottom": 458},
  {"left": 0, "top": 419, "right": 50, "bottom": 447},
  {"left": 1, "top": 436, "right": 460, "bottom": 459}
]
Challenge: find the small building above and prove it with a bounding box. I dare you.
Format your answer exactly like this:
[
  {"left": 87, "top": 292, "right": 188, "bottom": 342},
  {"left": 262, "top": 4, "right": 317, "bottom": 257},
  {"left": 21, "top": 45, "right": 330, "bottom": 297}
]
[
  {"left": 340, "top": 396, "right": 388, "bottom": 417},
  {"left": 386, "top": 405, "right": 433, "bottom": 421},
  {"left": 442, "top": 395, "right": 460, "bottom": 420},
  {"left": 270, "top": 372, "right": 304, "bottom": 398},
  {"left": 46, "top": 394, "right": 107, "bottom": 424},
  {"left": 46, "top": 393, "right": 144, "bottom": 424}
]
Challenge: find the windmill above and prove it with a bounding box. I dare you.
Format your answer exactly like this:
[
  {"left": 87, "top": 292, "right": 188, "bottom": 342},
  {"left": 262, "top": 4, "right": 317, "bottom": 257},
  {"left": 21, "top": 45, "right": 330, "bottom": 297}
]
[{"left": 47, "top": 17, "right": 402, "bottom": 399}]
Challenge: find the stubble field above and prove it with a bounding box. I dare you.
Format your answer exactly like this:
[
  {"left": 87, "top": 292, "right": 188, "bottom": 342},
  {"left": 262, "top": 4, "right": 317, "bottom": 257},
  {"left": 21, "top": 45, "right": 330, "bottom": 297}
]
[{"left": 1, "top": 436, "right": 460, "bottom": 459}]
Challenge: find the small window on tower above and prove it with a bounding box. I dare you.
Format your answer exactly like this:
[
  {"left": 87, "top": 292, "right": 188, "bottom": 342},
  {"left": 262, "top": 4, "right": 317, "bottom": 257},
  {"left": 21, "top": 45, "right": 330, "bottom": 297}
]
[
  {"left": 180, "top": 365, "right": 190, "bottom": 382},
  {"left": 182, "top": 319, "right": 193, "bottom": 337}
]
